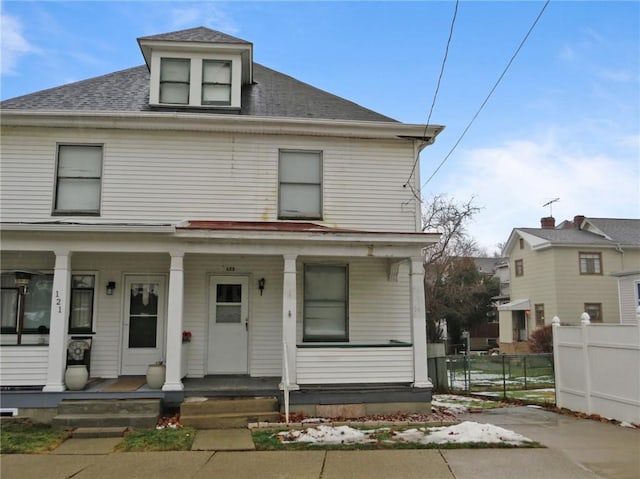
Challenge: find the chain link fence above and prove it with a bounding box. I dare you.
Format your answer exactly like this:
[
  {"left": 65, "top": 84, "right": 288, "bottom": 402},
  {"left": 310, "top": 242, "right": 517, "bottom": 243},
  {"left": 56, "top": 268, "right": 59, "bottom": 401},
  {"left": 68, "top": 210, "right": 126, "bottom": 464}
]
[{"left": 446, "top": 353, "right": 555, "bottom": 403}]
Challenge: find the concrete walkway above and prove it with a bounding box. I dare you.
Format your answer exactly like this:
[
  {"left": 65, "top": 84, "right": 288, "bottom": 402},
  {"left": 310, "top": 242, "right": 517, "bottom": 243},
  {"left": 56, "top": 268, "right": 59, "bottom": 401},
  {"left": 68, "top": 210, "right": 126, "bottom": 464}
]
[{"left": 1, "top": 407, "right": 638, "bottom": 479}]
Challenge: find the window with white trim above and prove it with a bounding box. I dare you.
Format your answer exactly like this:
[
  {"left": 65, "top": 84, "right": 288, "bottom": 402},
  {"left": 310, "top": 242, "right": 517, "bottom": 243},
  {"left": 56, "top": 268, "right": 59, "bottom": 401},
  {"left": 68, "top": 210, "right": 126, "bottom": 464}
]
[
  {"left": 202, "top": 60, "right": 231, "bottom": 106},
  {"left": 54, "top": 145, "right": 103, "bottom": 214},
  {"left": 303, "top": 264, "right": 348, "bottom": 342},
  {"left": 69, "top": 275, "right": 96, "bottom": 334},
  {"left": 160, "top": 58, "right": 190, "bottom": 104},
  {"left": 278, "top": 150, "right": 322, "bottom": 219}
]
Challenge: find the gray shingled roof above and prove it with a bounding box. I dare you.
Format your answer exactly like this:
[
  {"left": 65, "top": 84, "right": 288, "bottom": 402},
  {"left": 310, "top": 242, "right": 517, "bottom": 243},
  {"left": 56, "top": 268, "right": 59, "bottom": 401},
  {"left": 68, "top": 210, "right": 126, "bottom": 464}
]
[
  {"left": 1, "top": 28, "right": 396, "bottom": 123},
  {"left": 138, "top": 26, "right": 250, "bottom": 45},
  {"left": 518, "top": 218, "right": 640, "bottom": 247}
]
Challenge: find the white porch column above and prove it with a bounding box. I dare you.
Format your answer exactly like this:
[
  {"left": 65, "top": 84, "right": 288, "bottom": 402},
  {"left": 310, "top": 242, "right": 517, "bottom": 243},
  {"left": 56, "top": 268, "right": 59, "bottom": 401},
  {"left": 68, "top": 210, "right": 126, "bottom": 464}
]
[
  {"left": 163, "top": 252, "right": 184, "bottom": 391},
  {"left": 410, "top": 257, "right": 432, "bottom": 388},
  {"left": 43, "top": 251, "right": 72, "bottom": 392},
  {"left": 281, "top": 254, "right": 299, "bottom": 390}
]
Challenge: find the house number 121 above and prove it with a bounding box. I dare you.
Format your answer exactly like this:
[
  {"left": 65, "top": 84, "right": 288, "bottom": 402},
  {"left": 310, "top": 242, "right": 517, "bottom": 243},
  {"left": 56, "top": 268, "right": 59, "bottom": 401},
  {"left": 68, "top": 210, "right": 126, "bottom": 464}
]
[{"left": 55, "top": 291, "right": 62, "bottom": 313}]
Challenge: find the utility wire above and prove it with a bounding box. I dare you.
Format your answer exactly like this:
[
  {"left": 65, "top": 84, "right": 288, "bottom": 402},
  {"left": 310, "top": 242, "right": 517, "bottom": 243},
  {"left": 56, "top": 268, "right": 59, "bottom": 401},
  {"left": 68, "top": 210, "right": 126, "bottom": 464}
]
[
  {"left": 421, "top": 0, "right": 551, "bottom": 191},
  {"left": 404, "top": 0, "right": 459, "bottom": 196}
]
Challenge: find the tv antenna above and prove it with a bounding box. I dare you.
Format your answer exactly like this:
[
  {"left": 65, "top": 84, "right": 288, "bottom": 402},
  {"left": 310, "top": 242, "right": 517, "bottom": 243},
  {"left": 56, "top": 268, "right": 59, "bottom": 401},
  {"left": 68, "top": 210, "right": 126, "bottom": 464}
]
[{"left": 542, "top": 197, "right": 560, "bottom": 217}]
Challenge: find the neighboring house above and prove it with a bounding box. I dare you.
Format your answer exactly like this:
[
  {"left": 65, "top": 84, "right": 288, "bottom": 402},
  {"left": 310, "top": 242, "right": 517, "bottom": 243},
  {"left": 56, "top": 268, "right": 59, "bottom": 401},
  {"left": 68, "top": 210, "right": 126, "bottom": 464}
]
[
  {"left": 611, "top": 270, "right": 640, "bottom": 324},
  {"left": 498, "top": 215, "right": 640, "bottom": 353},
  {"left": 0, "top": 27, "right": 444, "bottom": 414}
]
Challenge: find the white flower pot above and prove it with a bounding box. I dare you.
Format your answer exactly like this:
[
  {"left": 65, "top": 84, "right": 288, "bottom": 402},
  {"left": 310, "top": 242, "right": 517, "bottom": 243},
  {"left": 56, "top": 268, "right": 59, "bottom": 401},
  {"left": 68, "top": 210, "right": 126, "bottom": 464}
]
[
  {"left": 65, "top": 365, "right": 89, "bottom": 391},
  {"left": 146, "top": 364, "right": 166, "bottom": 389}
]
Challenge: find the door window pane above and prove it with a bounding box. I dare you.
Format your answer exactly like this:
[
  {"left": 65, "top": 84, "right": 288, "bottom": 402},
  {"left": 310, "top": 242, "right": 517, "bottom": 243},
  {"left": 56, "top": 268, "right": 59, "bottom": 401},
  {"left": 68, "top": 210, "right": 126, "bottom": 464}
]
[
  {"left": 216, "top": 284, "right": 242, "bottom": 323},
  {"left": 128, "top": 283, "right": 159, "bottom": 348}
]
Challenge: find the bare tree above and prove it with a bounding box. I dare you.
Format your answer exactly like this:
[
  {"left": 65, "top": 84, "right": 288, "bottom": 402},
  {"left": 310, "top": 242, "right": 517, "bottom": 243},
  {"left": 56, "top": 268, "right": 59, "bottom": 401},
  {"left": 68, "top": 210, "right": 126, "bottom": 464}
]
[{"left": 421, "top": 194, "right": 483, "bottom": 342}]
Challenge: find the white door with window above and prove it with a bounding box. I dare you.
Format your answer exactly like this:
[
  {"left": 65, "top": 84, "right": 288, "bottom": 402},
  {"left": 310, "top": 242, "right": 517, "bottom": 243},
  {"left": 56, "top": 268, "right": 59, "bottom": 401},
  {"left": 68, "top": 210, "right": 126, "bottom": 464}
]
[
  {"left": 208, "top": 276, "right": 249, "bottom": 374},
  {"left": 121, "top": 275, "right": 166, "bottom": 375}
]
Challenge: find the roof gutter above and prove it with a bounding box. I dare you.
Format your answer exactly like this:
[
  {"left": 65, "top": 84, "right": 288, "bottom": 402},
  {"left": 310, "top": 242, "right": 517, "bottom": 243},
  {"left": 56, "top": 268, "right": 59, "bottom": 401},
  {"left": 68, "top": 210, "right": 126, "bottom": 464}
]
[{"left": 0, "top": 110, "right": 445, "bottom": 142}]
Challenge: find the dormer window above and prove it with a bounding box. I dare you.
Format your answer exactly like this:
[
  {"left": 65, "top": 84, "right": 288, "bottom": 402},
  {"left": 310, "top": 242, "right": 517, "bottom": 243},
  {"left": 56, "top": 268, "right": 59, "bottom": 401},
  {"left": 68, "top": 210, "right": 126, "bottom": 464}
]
[
  {"left": 160, "top": 58, "right": 190, "bottom": 104},
  {"left": 138, "top": 27, "right": 253, "bottom": 110},
  {"left": 202, "top": 60, "right": 231, "bottom": 106}
]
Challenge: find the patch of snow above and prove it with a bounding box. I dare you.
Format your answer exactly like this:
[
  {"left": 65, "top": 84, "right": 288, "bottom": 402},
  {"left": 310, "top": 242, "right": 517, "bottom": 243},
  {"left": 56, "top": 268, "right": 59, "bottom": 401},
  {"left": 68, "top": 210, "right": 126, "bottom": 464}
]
[
  {"left": 395, "top": 421, "right": 533, "bottom": 445},
  {"left": 276, "top": 421, "right": 533, "bottom": 446},
  {"left": 526, "top": 405, "right": 543, "bottom": 409},
  {"left": 620, "top": 421, "right": 637, "bottom": 429}
]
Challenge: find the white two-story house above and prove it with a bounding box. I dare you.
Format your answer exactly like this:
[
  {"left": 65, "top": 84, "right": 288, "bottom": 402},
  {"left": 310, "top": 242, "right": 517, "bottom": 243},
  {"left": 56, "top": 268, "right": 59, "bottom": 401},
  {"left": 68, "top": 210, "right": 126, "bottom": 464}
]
[{"left": 0, "top": 27, "right": 443, "bottom": 415}]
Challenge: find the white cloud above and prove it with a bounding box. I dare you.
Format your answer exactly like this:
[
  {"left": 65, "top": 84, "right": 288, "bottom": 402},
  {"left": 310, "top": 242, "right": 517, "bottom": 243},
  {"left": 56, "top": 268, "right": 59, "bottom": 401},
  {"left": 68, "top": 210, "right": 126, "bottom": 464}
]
[
  {"left": 435, "top": 135, "right": 639, "bottom": 254},
  {"left": 0, "top": 14, "right": 38, "bottom": 75},
  {"left": 169, "top": 4, "right": 239, "bottom": 34}
]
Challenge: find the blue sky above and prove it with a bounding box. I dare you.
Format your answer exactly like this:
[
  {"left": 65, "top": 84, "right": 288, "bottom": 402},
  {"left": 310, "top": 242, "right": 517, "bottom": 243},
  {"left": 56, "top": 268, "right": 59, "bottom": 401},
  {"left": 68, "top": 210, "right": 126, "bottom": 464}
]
[{"left": 2, "top": 1, "right": 638, "bottom": 253}]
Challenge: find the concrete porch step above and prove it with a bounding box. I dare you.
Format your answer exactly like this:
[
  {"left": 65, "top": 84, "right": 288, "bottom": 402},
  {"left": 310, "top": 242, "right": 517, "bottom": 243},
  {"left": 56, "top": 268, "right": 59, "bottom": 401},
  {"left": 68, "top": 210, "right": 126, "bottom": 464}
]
[
  {"left": 52, "top": 412, "right": 158, "bottom": 429},
  {"left": 180, "top": 411, "right": 281, "bottom": 429},
  {"left": 181, "top": 397, "right": 278, "bottom": 415},
  {"left": 52, "top": 398, "right": 161, "bottom": 430},
  {"left": 180, "top": 396, "right": 280, "bottom": 429}
]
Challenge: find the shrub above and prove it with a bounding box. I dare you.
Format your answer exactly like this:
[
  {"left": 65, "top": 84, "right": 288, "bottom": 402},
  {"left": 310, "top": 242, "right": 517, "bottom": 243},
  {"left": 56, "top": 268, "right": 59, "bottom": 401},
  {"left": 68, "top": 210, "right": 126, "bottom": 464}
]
[{"left": 529, "top": 324, "right": 553, "bottom": 353}]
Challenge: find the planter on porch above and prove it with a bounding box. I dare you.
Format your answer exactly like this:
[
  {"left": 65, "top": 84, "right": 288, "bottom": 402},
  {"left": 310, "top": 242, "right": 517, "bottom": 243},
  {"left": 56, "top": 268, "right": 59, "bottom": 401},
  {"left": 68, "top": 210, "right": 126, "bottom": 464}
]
[
  {"left": 65, "top": 365, "right": 89, "bottom": 391},
  {"left": 146, "top": 363, "right": 166, "bottom": 389}
]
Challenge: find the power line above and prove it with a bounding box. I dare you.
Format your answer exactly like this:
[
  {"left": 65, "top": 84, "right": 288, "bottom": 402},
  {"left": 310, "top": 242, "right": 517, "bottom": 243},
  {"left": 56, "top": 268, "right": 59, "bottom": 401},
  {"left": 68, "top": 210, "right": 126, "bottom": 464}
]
[
  {"left": 404, "top": 0, "right": 459, "bottom": 196},
  {"left": 421, "top": 0, "right": 551, "bottom": 191}
]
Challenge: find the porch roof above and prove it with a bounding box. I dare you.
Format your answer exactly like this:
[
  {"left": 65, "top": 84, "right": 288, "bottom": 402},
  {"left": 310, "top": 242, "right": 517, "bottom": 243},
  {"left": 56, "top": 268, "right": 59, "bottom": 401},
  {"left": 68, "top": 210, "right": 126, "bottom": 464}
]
[{"left": 497, "top": 299, "right": 531, "bottom": 311}]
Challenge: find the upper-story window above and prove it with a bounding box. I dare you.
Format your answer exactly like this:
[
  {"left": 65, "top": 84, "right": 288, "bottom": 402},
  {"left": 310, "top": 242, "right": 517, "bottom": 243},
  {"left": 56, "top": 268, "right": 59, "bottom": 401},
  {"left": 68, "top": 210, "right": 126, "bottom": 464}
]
[
  {"left": 514, "top": 259, "right": 524, "bottom": 277},
  {"left": 202, "top": 60, "right": 231, "bottom": 106},
  {"left": 149, "top": 52, "right": 241, "bottom": 109},
  {"left": 278, "top": 150, "right": 322, "bottom": 219},
  {"left": 159, "top": 58, "right": 190, "bottom": 104},
  {"left": 579, "top": 252, "right": 602, "bottom": 275},
  {"left": 54, "top": 144, "right": 103, "bottom": 215}
]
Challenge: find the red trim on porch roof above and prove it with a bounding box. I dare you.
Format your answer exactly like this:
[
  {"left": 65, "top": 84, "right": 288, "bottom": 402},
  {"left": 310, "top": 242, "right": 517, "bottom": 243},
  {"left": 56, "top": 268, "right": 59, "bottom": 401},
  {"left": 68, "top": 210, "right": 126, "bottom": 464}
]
[
  {"left": 179, "top": 220, "right": 357, "bottom": 233},
  {"left": 178, "top": 220, "right": 432, "bottom": 236}
]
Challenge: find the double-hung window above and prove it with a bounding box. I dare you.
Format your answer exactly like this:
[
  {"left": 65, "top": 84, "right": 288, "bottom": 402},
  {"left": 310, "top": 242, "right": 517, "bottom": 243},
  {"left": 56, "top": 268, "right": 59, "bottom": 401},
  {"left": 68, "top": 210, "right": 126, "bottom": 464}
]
[
  {"left": 303, "top": 264, "right": 348, "bottom": 342},
  {"left": 278, "top": 150, "right": 322, "bottom": 219},
  {"left": 514, "top": 259, "right": 524, "bottom": 277},
  {"left": 159, "top": 58, "right": 190, "bottom": 104},
  {"left": 584, "top": 303, "right": 602, "bottom": 322},
  {"left": 1, "top": 273, "right": 53, "bottom": 336},
  {"left": 534, "top": 303, "right": 545, "bottom": 327},
  {"left": 69, "top": 275, "right": 96, "bottom": 334},
  {"left": 579, "top": 252, "right": 602, "bottom": 275},
  {"left": 55, "top": 145, "right": 103, "bottom": 214},
  {"left": 202, "top": 60, "right": 231, "bottom": 106}
]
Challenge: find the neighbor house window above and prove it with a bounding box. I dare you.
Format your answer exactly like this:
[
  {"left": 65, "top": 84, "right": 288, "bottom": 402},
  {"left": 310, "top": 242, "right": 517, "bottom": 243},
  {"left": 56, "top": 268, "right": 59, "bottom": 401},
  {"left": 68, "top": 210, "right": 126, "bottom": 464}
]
[
  {"left": 278, "top": 150, "right": 322, "bottom": 219},
  {"left": 202, "top": 60, "right": 231, "bottom": 105},
  {"left": 54, "top": 145, "right": 103, "bottom": 214},
  {"left": 535, "top": 303, "right": 545, "bottom": 327},
  {"left": 303, "top": 264, "right": 348, "bottom": 341},
  {"left": 519, "top": 238, "right": 524, "bottom": 249},
  {"left": 584, "top": 303, "right": 602, "bottom": 322},
  {"left": 159, "top": 58, "right": 190, "bottom": 104},
  {"left": 579, "top": 252, "right": 602, "bottom": 275},
  {"left": 515, "top": 259, "right": 524, "bottom": 277},
  {"left": 0, "top": 273, "right": 53, "bottom": 335},
  {"left": 69, "top": 275, "right": 96, "bottom": 333}
]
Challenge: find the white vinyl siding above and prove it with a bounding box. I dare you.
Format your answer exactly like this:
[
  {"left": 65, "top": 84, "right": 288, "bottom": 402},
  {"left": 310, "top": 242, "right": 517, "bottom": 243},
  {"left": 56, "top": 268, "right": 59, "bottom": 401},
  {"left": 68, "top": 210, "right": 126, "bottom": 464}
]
[
  {"left": 1, "top": 129, "right": 420, "bottom": 231},
  {"left": 55, "top": 145, "right": 102, "bottom": 214},
  {"left": 0, "top": 346, "right": 49, "bottom": 386},
  {"left": 297, "top": 347, "right": 413, "bottom": 384}
]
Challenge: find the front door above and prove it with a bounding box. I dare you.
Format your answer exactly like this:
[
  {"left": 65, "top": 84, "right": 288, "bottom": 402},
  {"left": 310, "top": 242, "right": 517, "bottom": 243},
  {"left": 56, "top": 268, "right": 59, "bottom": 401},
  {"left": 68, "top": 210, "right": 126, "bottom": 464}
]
[
  {"left": 121, "top": 275, "right": 166, "bottom": 375},
  {"left": 208, "top": 276, "right": 249, "bottom": 374}
]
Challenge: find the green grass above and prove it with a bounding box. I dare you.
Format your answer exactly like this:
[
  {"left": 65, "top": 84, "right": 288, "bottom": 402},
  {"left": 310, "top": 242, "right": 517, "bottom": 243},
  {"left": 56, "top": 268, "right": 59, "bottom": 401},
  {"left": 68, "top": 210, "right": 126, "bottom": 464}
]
[
  {"left": 115, "top": 427, "right": 196, "bottom": 452},
  {"left": 251, "top": 428, "right": 542, "bottom": 451},
  {"left": 0, "top": 422, "right": 68, "bottom": 454}
]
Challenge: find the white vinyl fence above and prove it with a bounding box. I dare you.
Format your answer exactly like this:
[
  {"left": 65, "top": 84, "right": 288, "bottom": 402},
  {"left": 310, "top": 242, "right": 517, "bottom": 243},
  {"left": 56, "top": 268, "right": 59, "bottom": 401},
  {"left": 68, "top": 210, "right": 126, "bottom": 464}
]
[{"left": 552, "top": 313, "right": 640, "bottom": 424}]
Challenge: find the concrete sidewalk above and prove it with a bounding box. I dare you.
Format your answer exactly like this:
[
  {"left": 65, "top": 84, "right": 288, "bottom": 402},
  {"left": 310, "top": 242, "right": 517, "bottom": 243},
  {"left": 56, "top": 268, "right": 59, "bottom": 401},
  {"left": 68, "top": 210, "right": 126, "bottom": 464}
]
[{"left": 1, "top": 407, "right": 638, "bottom": 479}]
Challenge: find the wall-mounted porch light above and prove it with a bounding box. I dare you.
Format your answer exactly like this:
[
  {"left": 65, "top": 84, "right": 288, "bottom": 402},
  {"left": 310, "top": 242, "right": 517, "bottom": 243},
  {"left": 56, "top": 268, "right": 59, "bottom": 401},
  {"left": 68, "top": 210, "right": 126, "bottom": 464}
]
[
  {"left": 106, "top": 281, "right": 116, "bottom": 296},
  {"left": 258, "top": 278, "right": 265, "bottom": 296}
]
